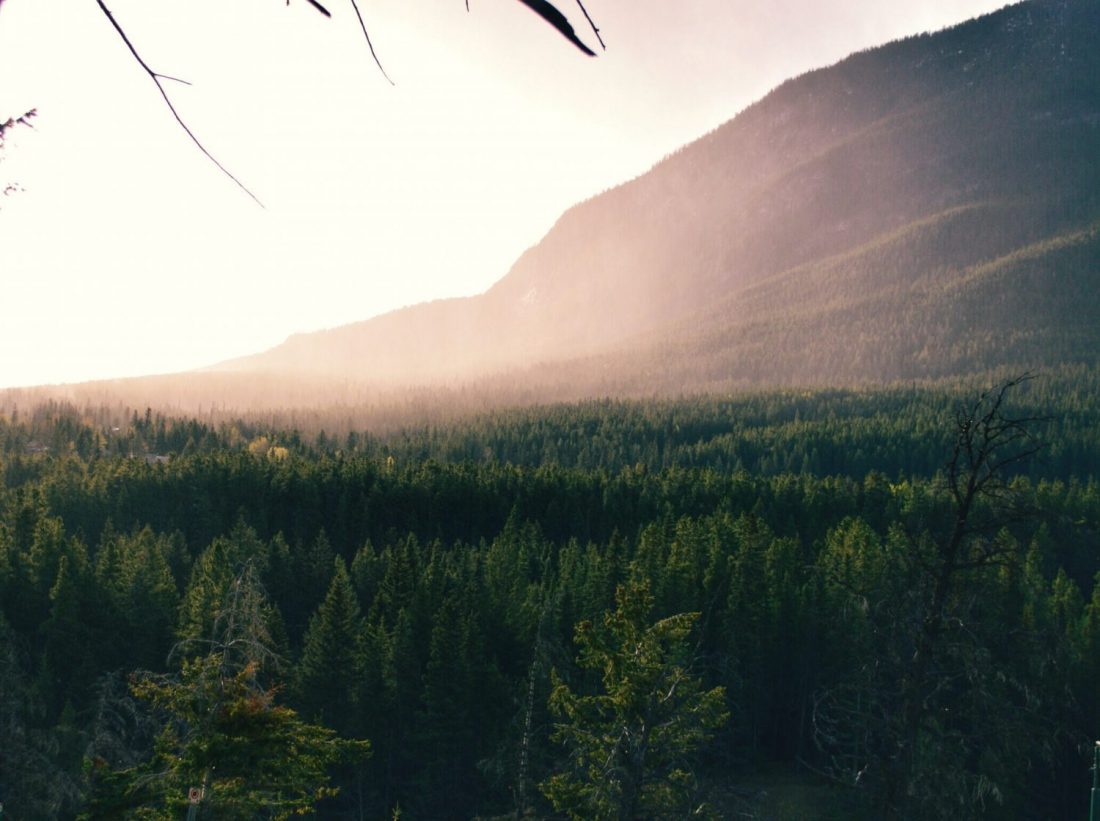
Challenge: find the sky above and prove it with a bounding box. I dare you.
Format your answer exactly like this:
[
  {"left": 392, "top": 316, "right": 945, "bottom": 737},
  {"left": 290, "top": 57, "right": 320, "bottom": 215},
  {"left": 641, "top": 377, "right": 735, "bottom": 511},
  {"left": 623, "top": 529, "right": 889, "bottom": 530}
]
[{"left": 0, "top": 0, "right": 1010, "bottom": 388}]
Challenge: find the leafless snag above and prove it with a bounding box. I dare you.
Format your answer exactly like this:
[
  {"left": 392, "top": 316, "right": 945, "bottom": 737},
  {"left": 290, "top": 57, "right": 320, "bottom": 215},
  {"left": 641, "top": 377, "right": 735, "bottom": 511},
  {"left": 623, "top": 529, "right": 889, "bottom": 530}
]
[
  {"left": 813, "top": 374, "right": 1047, "bottom": 818},
  {"left": 170, "top": 560, "right": 284, "bottom": 685},
  {"left": 946, "top": 373, "right": 1044, "bottom": 530}
]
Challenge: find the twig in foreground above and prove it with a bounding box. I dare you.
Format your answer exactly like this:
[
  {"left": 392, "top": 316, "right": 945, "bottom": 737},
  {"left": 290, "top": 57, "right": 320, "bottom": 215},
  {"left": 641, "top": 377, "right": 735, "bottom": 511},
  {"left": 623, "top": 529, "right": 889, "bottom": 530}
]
[
  {"left": 94, "top": 0, "right": 263, "bottom": 207},
  {"left": 574, "top": 0, "right": 605, "bottom": 50},
  {"left": 348, "top": 0, "right": 394, "bottom": 85}
]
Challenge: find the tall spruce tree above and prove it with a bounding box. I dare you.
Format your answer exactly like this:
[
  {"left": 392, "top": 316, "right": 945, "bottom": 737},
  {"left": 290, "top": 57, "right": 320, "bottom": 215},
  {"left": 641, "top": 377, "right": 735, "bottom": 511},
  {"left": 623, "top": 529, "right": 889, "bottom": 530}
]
[
  {"left": 82, "top": 655, "right": 369, "bottom": 820},
  {"left": 82, "top": 564, "right": 369, "bottom": 819},
  {"left": 541, "top": 578, "right": 728, "bottom": 820},
  {"left": 294, "top": 556, "right": 364, "bottom": 734}
]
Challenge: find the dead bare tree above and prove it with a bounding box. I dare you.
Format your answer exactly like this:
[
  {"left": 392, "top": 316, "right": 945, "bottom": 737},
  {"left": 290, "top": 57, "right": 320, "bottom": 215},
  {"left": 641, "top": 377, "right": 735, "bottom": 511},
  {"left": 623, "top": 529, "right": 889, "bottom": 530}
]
[
  {"left": 814, "top": 374, "right": 1049, "bottom": 818},
  {"left": 170, "top": 558, "right": 285, "bottom": 686}
]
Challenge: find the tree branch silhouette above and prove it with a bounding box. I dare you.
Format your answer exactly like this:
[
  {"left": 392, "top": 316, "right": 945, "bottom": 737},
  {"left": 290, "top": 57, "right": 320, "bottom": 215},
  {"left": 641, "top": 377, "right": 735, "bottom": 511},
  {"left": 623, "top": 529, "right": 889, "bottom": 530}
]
[
  {"left": 93, "top": 0, "right": 264, "bottom": 206},
  {"left": 303, "top": 0, "right": 332, "bottom": 17},
  {"left": 0, "top": 109, "right": 37, "bottom": 141},
  {"left": 348, "top": 0, "right": 394, "bottom": 85},
  {"left": 575, "top": 0, "right": 606, "bottom": 51},
  {"left": 517, "top": 0, "right": 597, "bottom": 56},
  {"left": 91, "top": 0, "right": 601, "bottom": 205}
]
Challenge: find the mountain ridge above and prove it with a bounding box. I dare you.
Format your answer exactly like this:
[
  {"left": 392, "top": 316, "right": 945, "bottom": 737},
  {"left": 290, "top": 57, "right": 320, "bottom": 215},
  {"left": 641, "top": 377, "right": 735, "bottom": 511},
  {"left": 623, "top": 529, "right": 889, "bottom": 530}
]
[
  {"left": 30, "top": 0, "right": 1100, "bottom": 410},
  {"left": 213, "top": 0, "right": 1097, "bottom": 397}
]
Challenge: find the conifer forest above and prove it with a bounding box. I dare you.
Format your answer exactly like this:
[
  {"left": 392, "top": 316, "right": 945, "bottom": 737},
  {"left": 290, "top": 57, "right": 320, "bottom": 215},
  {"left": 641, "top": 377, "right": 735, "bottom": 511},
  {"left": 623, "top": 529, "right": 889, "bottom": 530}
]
[
  {"left": 2, "top": 369, "right": 1100, "bottom": 819},
  {"left": 4, "top": 0, "right": 1100, "bottom": 818}
]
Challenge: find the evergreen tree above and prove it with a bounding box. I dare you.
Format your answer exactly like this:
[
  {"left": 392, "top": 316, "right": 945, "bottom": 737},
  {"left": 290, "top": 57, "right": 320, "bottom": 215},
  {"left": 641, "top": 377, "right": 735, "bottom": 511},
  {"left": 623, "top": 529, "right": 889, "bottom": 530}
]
[
  {"left": 0, "top": 613, "right": 81, "bottom": 818},
  {"left": 294, "top": 556, "right": 364, "bottom": 734},
  {"left": 83, "top": 564, "right": 369, "bottom": 819},
  {"left": 177, "top": 519, "right": 268, "bottom": 646},
  {"left": 541, "top": 578, "right": 728, "bottom": 820},
  {"left": 82, "top": 655, "right": 369, "bottom": 820},
  {"left": 41, "top": 544, "right": 101, "bottom": 716}
]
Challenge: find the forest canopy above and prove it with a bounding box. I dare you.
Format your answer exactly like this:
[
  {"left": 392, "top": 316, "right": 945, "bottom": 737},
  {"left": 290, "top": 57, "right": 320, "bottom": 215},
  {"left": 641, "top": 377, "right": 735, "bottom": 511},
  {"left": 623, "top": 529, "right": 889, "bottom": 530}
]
[{"left": 2, "top": 373, "right": 1100, "bottom": 818}]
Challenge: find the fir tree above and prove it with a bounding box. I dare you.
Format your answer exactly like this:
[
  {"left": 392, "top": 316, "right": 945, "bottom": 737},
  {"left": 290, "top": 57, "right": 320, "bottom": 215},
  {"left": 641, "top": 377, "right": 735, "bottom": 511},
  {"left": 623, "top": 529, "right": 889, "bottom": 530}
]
[
  {"left": 83, "top": 564, "right": 369, "bottom": 819},
  {"left": 294, "top": 556, "right": 364, "bottom": 734},
  {"left": 82, "top": 655, "right": 369, "bottom": 820},
  {"left": 541, "top": 578, "right": 728, "bottom": 820}
]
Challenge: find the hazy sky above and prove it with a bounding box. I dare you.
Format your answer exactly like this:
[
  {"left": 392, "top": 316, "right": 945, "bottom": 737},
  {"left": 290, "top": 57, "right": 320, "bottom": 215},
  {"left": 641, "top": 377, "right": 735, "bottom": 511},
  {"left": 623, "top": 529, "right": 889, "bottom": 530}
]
[{"left": 0, "top": 0, "right": 1009, "bottom": 388}]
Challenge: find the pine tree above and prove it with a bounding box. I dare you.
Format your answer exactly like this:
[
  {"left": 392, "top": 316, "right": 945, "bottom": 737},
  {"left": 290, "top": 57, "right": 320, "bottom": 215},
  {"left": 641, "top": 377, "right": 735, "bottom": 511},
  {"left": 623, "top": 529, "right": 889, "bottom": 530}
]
[
  {"left": 294, "top": 557, "right": 364, "bottom": 734},
  {"left": 541, "top": 578, "right": 728, "bottom": 820},
  {"left": 41, "top": 545, "right": 101, "bottom": 715},
  {"left": 415, "top": 590, "right": 495, "bottom": 816},
  {"left": 0, "top": 612, "right": 80, "bottom": 817},
  {"left": 119, "top": 529, "right": 180, "bottom": 671},
  {"left": 82, "top": 655, "right": 369, "bottom": 820},
  {"left": 83, "top": 564, "right": 369, "bottom": 820},
  {"left": 177, "top": 519, "right": 268, "bottom": 645}
]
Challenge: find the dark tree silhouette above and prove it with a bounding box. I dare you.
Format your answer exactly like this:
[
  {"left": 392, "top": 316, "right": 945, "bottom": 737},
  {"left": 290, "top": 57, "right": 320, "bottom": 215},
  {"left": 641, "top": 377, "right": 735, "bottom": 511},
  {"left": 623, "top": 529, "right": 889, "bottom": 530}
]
[
  {"left": 87, "top": 0, "right": 604, "bottom": 205},
  {"left": 0, "top": 108, "right": 36, "bottom": 200},
  {"left": 814, "top": 374, "right": 1048, "bottom": 818}
]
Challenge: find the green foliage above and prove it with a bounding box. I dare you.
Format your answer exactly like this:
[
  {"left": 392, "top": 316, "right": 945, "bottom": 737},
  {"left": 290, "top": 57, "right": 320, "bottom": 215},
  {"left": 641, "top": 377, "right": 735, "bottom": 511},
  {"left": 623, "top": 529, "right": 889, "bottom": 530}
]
[
  {"left": 0, "top": 379, "right": 1097, "bottom": 817},
  {"left": 84, "top": 563, "right": 368, "bottom": 819},
  {"left": 541, "top": 579, "right": 728, "bottom": 820},
  {"left": 294, "top": 557, "right": 364, "bottom": 734},
  {"left": 82, "top": 655, "right": 369, "bottom": 820},
  {"left": 0, "top": 613, "right": 82, "bottom": 818},
  {"left": 0, "top": 5, "right": 1096, "bottom": 816},
  {"left": 177, "top": 519, "right": 269, "bottom": 646}
]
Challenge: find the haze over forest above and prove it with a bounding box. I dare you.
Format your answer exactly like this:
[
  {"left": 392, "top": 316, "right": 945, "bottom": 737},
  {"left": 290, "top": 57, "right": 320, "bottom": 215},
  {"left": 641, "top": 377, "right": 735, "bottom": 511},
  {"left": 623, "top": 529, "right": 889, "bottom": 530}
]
[
  {"left": 3, "top": 0, "right": 1096, "bottom": 424},
  {"left": 3, "top": 2, "right": 1100, "bottom": 819},
  {"left": 228, "top": 0, "right": 1097, "bottom": 390},
  {"left": 2, "top": 0, "right": 1011, "bottom": 390}
]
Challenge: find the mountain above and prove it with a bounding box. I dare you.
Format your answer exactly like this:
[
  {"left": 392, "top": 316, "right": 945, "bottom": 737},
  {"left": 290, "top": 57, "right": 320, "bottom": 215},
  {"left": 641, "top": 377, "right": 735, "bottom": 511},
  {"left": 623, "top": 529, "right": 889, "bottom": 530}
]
[{"left": 144, "top": 0, "right": 1100, "bottom": 401}]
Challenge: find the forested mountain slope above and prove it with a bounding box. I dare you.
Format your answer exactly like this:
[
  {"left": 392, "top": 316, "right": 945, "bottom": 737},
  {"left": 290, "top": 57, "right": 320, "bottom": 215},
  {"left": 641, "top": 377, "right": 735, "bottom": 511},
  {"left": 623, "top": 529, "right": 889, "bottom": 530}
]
[{"left": 220, "top": 0, "right": 1099, "bottom": 393}]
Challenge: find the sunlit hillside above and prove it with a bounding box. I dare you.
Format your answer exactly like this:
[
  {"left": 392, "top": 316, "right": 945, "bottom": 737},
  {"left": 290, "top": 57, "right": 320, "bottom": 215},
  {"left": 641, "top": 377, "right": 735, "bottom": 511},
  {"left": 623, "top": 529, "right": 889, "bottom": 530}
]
[
  {"left": 203, "top": 0, "right": 1099, "bottom": 399},
  {"left": 6, "top": 3, "right": 1100, "bottom": 819},
  {"left": 3, "top": 0, "right": 1095, "bottom": 417}
]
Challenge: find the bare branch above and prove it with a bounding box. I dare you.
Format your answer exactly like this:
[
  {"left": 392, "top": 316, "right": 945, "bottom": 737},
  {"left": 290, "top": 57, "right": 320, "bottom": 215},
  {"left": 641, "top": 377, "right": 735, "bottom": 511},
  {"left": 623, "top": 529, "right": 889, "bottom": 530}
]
[
  {"left": 93, "top": 0, "right": 263, "bottom": 207},
  {"left": 0, "top": 108, "right": 37, "bottom": 139},
  {"left": 348, "top": 0, "right": 395, "bottom": 85},
  {"left": 945, "top": 373, "right": 1043, "bottom": 512},
  {"left": 152, "top": 73, "right": 192, "bottom": 86},
  {"left": 304, "top": 0, "right": 332, "bottom": 17},
  {"left": 516, "top": 0, "right": 597, "bottom": 56},
  {"left": 574, "top": 0, "right": 606, "bottom": 50}
]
